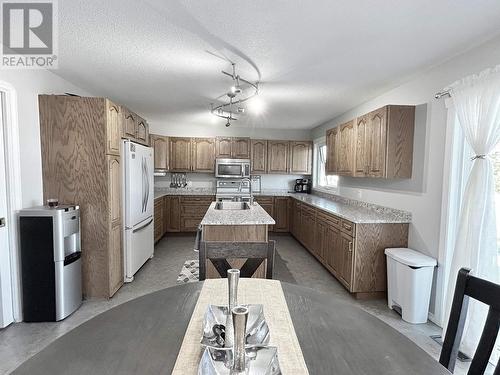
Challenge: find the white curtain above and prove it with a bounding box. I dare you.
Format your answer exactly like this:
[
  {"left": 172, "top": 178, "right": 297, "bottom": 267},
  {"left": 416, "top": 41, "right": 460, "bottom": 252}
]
[{"left": 444, "top": 65, "right": 500, "bottom": 358}]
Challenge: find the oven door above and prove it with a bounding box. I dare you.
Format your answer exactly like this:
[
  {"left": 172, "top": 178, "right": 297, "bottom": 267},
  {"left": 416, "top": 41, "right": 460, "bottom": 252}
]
[{"left": 215, "top": 160, "right": 244, "bottom": 178}]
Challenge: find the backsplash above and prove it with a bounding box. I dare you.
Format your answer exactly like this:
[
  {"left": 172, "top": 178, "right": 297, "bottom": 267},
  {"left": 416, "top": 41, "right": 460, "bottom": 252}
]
[
  {"left": 154, "top": 173, "right": 306, "bottom": 191},
  {"left": 312, "top": 188, "right": 412, "bottom": 221}
]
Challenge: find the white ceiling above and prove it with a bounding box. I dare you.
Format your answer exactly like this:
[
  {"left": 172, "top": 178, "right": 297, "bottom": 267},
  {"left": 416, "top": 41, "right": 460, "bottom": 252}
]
[{"left": 55, "top": 0, "right": 500, "bottom": 130}]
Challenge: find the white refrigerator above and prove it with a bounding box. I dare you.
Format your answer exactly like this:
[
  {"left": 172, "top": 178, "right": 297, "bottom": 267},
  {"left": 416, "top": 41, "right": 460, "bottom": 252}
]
[{"left": 122, "top": 140, "right": 154, "bottom": 282}]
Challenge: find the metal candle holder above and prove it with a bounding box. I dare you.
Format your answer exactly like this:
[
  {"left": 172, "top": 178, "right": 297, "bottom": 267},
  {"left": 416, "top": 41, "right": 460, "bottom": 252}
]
[
  {"left": 225, "top": 269, "right": 240, "bottom": 348},
  {"left": 232, "top": 306, "right": 249, "bottom": 372}
]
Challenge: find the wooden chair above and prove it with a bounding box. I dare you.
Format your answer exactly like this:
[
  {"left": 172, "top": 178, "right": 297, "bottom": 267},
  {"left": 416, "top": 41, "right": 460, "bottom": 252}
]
[
  {"left": 199, "top": 241, "right": 275, "bottom": 280},
  {"left": 439, "top": 267, "right": 500, "bottom": 374}
]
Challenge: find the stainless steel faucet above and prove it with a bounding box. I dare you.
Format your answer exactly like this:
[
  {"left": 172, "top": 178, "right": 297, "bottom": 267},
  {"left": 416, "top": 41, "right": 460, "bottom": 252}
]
[{"left": 239, "top": 178, "right": 253, "bottom": 205}]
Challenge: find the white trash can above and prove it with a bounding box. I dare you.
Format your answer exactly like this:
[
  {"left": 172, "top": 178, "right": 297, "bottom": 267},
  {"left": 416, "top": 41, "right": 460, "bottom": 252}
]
[{"left": 385, "top": 248, "right": 437, "bottom": 324}]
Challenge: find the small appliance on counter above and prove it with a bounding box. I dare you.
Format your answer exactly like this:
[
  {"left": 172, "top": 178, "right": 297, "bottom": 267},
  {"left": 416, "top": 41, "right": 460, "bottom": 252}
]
[
  {"left": 251, "top": 175, "right": 261, "bottom": 194},
  {"left": 19, "top": 204, "right": 82, "bottom": 322},
  {"left": 294, "top": 178, "right": 311, "bottom": 193}
]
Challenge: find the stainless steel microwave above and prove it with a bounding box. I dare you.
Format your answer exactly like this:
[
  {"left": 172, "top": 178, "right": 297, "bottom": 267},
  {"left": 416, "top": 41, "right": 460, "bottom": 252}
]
[{"left": 215, "top": 158, "right": 251, "bottom": 178}]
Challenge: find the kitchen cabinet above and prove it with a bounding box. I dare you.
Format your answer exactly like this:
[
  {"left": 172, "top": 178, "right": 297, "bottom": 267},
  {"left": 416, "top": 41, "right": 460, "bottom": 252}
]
[
  {"left": 325, "top": 127, "right": 338, "bottom": 174},
  {"left": 154, "top": 197, "right": 164, "bottom": 243},
  {"left": 215, "top": 137, "right": 250, "bottom": 159},
  {"left": 165, "top": 196, "right": 181, "bottom": 232},
  {"left": 354, "top": 115, "right": 368, "bottom": 177},
  {"left": 150, "top": 134, "right": 169, "bottom": 171},
  {"left": 250, "top": 139, "right": 267, "bottom": 173},
  {"left": 106, "top": 100, "right": 121, "bottom": 156},
  {"left": 179, "top": 196, "right": 214, "bottom": 232},
  {"left": 192, "top": 138, "right": 215, "bottom": 172},
  {"left": 288, "top": 197, "right": 408, "bottom": 297},
  {"left": 39, "top": 95, "right": 130, "bottom": 298},
  {"left": 289, "top": 141, "right": 313, "bottom": 175},
  {"left": 136, "top": 116, "right": 149, "bottom": 146},
  {"left": 273, "top": 197, "right": 289, "bottom": 232},
  {"left": 121, "top": 107, "right": 137, "bottom": 140},
  {"left": 338, "top": 120, "right": 356, "bottom": 176},
  {"left": 267, "top": 140, "right": 289, "bottom": 174},
  {"left": 169, "top": 137, "right": 192, "bottom": 172},
  {"left": 215, "top": 137, "right": 232, "bottom": 158},
  {"left": 254, "top": 196, "right": 274, "bottom": 231}
]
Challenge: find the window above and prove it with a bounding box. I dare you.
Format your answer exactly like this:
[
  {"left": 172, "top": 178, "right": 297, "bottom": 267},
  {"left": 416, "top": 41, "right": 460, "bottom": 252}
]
[{"left": 314, "top": 140, "right": 338, "bottom": 189}]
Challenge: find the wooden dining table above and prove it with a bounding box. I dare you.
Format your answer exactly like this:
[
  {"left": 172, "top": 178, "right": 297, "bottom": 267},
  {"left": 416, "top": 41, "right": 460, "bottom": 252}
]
[{"left": 13, "top": 281, "right": 450, "bottom": 374}]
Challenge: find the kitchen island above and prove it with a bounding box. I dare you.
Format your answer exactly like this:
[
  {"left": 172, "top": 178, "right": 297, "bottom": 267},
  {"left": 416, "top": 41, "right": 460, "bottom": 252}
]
[{"left": 200, "top": 201, "right": 275, "bottom": 278}]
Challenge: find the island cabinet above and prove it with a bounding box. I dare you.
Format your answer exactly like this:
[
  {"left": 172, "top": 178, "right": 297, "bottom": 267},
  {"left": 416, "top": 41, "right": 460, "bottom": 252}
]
[
  {"left": 215, "top": 137, "right": 250, "bottom": 159},
  {"left": 289, "top": 141, "right": 313, "bottom": 175},
  {"left": 267, "top": 140, "right": 289, "bottom": 174},
  {"left": 160, "top": 195, "right": 215, "bottom": 233},
  {"left": 290, "top": 199, "right": 408, "bottom": 298},
  {"left": 150, "top": 134, "right": 169, "bottom": 171}
]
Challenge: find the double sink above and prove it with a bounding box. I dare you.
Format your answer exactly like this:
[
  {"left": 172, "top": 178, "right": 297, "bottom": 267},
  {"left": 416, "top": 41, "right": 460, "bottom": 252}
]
[{"left": 214, "top": 202, "right": 251, "bottom": 210}]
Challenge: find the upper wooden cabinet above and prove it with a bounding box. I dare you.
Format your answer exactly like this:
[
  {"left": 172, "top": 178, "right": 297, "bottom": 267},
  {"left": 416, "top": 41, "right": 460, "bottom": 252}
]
[
  {"left": 192, "top": 137, "right": 215, "bottom": 172},
  {"left": 289, "top": 141, "right": 312, "bottom": 175},
  {"left": 215, "top": 137, "right": 250, "bottom": 159},
  {"left": 326, "top": 105, "right": 415, "bottom": 179},
  {"left": 325, "top": 127, "right": 338, "bottom": 174},
  {"left": 169, "top": 137, "right": 192, "bottom": 172},
  {"left": 106, "top": 100, "right": 121, "bottom": 156},
  {"left": 232, "top": 138, "right": 250, "bottom": 158},
  {"left": 267, "top": 140, "right": 289, "bottom": 174},
  {"left": 136, "top": 116, "right": 149, "bottom": 145},
  {"left": 251, "top": 139, "right": 267, "bottom": 173},
  {"left": 150, "top": 134, "right": 169, "bottom": 171},
  {"left": 121, "top": 107, "right": 137, "bottom": 140}
]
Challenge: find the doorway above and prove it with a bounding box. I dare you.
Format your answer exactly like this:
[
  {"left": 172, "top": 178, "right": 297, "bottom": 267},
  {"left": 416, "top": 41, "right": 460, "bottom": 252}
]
[{"left": 0, "top": 91, "right": 14, "bottom": 328}]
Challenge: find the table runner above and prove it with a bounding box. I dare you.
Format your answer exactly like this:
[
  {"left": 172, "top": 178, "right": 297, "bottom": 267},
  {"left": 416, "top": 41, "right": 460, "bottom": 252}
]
[{"left": 171, "top": 278, "right": 309, "bottom": 374}]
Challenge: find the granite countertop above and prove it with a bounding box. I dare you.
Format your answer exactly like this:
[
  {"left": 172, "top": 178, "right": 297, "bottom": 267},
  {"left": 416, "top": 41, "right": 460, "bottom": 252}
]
[
  {"left": 289, "top": 194, "right": 411, "bottom": 224},
  {"left": 200, "top": 202, "right": 275, "bottom": 226},
  {"left": 154, "top": 188, "right": 216, "bottom": 199}
]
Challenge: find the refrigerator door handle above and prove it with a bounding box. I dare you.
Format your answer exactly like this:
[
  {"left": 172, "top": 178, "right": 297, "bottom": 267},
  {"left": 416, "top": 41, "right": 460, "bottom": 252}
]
[
  {"left": 142, "top": 157, "right": 146, "bottom": 213},
  {"left": 145, "top": 158, "right": 149, "bottom": 212},
  {"left": 132, "top": 217, "right": 153, "bottom": 233}
]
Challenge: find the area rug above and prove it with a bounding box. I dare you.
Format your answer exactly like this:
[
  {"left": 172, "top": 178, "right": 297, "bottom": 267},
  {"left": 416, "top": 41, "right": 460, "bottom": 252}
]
[{"left": 176, "top": 260, "right": 199, "bottom": 283}]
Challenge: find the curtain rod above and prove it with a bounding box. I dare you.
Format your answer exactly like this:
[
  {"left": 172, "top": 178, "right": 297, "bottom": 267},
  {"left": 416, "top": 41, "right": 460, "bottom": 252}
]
[{"left": 435, "top": 90, "right": 451, "bottom": 99}]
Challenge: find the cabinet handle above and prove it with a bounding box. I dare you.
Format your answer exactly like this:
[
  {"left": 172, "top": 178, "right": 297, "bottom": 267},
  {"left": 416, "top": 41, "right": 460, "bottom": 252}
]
[{"left": 348, "top": 241, "right": 353, "bottom": 253}]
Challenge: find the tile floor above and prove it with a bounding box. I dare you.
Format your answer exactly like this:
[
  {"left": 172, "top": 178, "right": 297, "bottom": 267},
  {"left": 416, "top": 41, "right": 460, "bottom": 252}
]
[{"left": 0, "top": 234, "right": 482, "bottom": 374}]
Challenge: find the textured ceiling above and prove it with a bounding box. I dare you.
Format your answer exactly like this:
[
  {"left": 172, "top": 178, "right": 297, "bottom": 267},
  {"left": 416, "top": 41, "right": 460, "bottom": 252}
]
[{"left": 55, "top": 0, "right": 500, "bottom": 129}]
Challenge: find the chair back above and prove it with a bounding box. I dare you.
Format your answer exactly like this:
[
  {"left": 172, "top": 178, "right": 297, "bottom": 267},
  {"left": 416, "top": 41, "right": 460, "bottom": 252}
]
[
  {"left": 439, "top": 267, "right": 500, "bottom": 374},
  {"left": 199, "top": 241, "right": 275, "bottom": 280}
]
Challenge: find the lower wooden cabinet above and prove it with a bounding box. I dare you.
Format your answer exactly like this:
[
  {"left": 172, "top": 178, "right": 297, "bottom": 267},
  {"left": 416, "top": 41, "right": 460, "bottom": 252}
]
[
  {"left": 154, "top": 197, "right": 165, "bottom": 243},
  {"left": 254, "top": 196, "right": 274, "bottom": 232},
  {"left": 290, "top": 199, "right": 408, "bottom": 297},
  {"left": 108, "top": 223, "right": 123, "bottom": 297},
  {"left": 165, "top": 196, "right": 181, "bottom": 232},
  {"left": 273, "top": 197, "right": 289, "bottom": 232}
]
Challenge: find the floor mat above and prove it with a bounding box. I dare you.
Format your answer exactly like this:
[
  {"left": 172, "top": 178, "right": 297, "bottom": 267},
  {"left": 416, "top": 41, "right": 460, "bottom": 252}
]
[{"left": 177, "top": 259, "right": 199, "bottom": 283}]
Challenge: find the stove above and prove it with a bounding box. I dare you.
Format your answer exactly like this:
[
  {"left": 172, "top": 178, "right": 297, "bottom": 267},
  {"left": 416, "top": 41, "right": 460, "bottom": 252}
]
[{"left": 215, "top": 179, "right": 251, "bottom": 202}]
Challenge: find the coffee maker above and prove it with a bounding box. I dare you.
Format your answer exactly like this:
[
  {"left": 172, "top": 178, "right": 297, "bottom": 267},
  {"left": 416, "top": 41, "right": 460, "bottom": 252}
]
[{"left": 294, "top": 178, "right": 311, "bottom": 193}]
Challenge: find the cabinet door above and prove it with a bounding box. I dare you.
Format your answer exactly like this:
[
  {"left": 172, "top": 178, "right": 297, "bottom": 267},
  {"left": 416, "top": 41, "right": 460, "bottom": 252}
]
[
  {"left": 267, "top": 141, "right": 289, "bottom": 174},
  {"left": 150, "top": 135, "right": 169, "bottom": 171},
  {"left": 260, "top": 203, "right": 274, "bottom": 232},
  {"left": 367, "top": 107, "right": 387, "bottom": 177},
  {"left": 107, "top": 155, "right": 121, "bottom": 227},
  {"left": 251, "top": 139, "right": 267, "bottom": 173},
  {"left": 122, "top": 107, "right": 137, "bottom": 140},
  {"left": 327, "top": 225, "right": 342, "bottom": 274},
  {"left": 232, "top": 138, "right": 250, "bottom": 158},
  {"left": 274, "top": 197, "right": 289, "bottom": 232},
  {"left": 106, "top": 100, "right": 121, "bottom": 156},
  {"left": 291, "top": 201, "right": 301, "bottom": 238},
  {"left": 325, "top": 128, "right": 338, "bottom": 174},
  {"left": 136, "top": 116, "right": 149, "bottom": 145},
  {"left": 166, "top": 196, "right": 181, "bottom": 232},
  {"left": 315, "top": 220, "right": 327, "bottom": 262},
  {"left": 192, "top": 138, "right": 215, "bottom": 172},
  {"left": 154, "top": 198, "right": 164, "bottom": 243},
  {"left": 108, "top": 223, "right": 123, "bottom": 297},
  {"left": 338, "top": 120, "right": 355, "bottom": 176},
  {"left": 169, "top": 137, "right": 192, "bottom": 172},
  {"left": 215, "top": 137, "right": 232, "bottom": 158},
  {"left": 340, "top": 233, "right": 354, "bottom": 289},
  {"left": 289, "top": 141, "right": 312, "bottom": 175},
  {"left": 163, "top": 197, "right": 169, "bottom": 235},
  {"left": 354, "top": 116, "right": 368, "bottom": 177}
]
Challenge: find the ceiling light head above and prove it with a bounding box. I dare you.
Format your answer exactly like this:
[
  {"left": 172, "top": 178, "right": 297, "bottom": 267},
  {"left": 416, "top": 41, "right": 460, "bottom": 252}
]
[
  {"left": 231, "top": 85, "right": 242, "bottom": 94},
  {"left": 225, "top": 119, "right": 231, "bottom": 127},
  {"left": 237, "top": 107, "right": 245, "bottom": 113},
  {"left": 247, "top": 95, "right": 265, "bottom": 115}
]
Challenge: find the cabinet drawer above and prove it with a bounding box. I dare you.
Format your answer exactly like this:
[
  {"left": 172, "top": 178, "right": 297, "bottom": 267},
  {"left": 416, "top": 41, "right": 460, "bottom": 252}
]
[
  {"left": 301, "top": 204, "right": 316, "bottom": 216},
  {"left": 317, "top": 210, "right": 340, "bottom": 228},
  {"left": 181, "top": 196, "right": 214, "bottom": 204},
  {"left": 181, "top": 204, "right": 210, "bottom": 217},
  {"left": 255, "top": 196, "right": 274, "bottom": 204},
  {"left": 340, "top": 219, "right": 355, "bottom": 236}
]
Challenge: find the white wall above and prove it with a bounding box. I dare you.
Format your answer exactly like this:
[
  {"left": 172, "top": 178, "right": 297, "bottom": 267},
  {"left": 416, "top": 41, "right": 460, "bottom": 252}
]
[
  {"left": 311, "top": 33, "right": 500, "bottom": 321},
  {"left": 0, "top": 70, "right": 92, "bottom": 208},
  {"left": 149, "top": 122, "right": 311, "bottom": 140}
]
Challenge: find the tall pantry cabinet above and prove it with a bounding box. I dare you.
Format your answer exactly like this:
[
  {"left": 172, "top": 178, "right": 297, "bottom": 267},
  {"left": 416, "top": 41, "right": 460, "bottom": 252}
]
[{"left": 39, "top": 95, "right": 128, "bottom": 298}]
